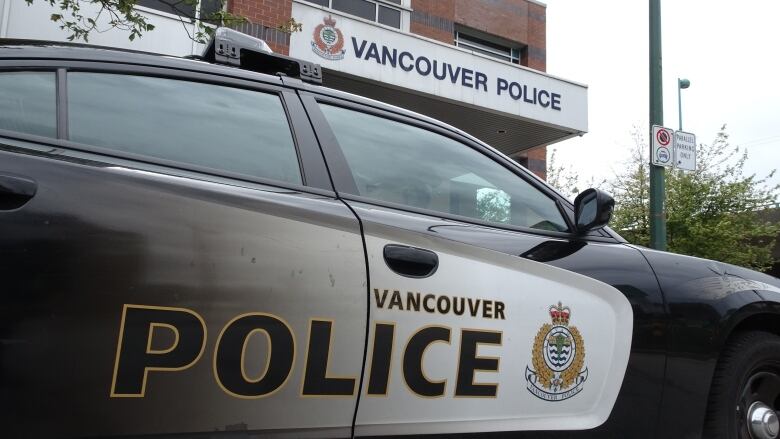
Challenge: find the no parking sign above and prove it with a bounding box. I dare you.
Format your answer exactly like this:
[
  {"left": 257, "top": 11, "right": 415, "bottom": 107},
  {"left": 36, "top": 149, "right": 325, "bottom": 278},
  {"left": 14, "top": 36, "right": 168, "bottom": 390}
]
[{"left": 652, "top": 125, "right": 674, "bottom": 167}]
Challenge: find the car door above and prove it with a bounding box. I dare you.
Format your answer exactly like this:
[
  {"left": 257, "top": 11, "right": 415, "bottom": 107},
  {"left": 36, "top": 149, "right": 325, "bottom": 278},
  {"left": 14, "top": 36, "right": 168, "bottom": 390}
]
[
  {"left": 0, "top": 66, "right": 366, "bottom": 438},
  {"left": 300, "top": 94, "right": 635, "bottom": 435}
]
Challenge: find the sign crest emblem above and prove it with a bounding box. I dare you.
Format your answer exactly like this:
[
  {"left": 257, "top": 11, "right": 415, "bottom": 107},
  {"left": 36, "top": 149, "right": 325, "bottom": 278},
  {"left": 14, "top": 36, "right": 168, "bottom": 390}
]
[
  {"left": 311, "top": 15, "right": 346, "bottom": 60},
  {"left": 526, "top": 301, "right": 588, "bottom": 401}
]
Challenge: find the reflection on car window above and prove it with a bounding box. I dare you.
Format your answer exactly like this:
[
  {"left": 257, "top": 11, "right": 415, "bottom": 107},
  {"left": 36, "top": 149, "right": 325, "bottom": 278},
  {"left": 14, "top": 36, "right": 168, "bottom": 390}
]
[
  {"left": 68, "top": 73, "right": 302, "bottom": 185},
  {"left": 0, "top": 72, "right": 57, "bottom": 138},
  {"left": 320, "top": 104, "right": 568, "bottom": 232}
]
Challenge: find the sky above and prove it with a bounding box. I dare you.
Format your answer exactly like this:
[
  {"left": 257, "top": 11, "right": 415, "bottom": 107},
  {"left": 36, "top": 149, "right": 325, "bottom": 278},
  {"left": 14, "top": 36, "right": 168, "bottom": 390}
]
[{"left": 543, "top": 0, "right": 780, "bottom": 191}]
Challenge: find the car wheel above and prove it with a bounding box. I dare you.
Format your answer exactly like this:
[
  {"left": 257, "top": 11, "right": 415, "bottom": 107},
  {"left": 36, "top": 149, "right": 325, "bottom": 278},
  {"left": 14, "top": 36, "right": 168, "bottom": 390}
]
[{"left": 705, "top": 331, "right": 780, "bottom": 439}]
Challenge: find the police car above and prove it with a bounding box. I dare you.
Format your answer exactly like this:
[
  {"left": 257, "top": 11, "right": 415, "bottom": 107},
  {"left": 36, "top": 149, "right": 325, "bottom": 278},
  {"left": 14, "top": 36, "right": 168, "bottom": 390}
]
[{"left": 0, "top": 29, "right": 778, "bottom": 439}]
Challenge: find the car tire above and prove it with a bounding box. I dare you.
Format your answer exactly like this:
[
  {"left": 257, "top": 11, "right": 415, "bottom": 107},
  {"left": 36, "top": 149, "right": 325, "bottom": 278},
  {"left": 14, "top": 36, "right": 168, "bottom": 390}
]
[{"left": 704, "top": 331, "right": 780, "bottom": 439}]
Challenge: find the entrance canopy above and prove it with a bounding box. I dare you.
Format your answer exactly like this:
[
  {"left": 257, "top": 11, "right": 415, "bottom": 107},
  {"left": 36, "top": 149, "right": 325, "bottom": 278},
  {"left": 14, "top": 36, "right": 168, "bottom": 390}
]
[{"left": 290, "top": 2, "right": 588, "bottom": 154}]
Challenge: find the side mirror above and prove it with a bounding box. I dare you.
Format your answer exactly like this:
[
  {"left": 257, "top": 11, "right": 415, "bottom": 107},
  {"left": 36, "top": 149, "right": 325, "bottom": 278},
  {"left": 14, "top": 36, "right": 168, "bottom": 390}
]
[{"left": 573, "top": 188, "right": 615, "bottom": 233}]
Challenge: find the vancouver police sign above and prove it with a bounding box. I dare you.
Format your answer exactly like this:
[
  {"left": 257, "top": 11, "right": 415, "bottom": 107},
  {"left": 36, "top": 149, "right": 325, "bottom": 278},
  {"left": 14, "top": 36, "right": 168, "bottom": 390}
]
[
  {"left": 348, "top": 36, "right": 563, "bottom": 111},
  {"left": 290, "top": 2, "right": 588, "bottom": 134}
]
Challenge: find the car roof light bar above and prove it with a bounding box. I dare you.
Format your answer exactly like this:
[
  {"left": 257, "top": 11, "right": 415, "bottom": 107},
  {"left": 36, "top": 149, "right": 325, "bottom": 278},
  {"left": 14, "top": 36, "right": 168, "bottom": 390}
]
[{"left": 201, "top": 28, "right": 322, "bottom": 85}]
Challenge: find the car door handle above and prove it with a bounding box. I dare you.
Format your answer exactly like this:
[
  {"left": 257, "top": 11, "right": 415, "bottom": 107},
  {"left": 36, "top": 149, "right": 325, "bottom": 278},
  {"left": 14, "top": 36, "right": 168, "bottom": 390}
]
[
  {"left": 383, "top": 244, "right": 439, "bottom": 278},
  {"left": 0, "top": 173, "right": 37, "bottom": 210}
]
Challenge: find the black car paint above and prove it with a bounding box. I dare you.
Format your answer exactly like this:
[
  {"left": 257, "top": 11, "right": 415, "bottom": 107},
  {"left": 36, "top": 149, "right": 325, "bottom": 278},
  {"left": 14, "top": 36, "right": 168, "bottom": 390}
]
[
  {"left": 0, "top": 138, "right": 366, "bottom": 437},
  {"left": 1, "top": 43, "right": 779, "bottom": 438}
]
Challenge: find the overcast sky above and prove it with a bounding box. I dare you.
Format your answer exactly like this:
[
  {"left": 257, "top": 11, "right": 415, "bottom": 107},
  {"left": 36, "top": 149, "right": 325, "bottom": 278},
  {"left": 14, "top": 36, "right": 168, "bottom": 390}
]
[{"left": 544, "top": 0, "right": 780, "bottom": 193}]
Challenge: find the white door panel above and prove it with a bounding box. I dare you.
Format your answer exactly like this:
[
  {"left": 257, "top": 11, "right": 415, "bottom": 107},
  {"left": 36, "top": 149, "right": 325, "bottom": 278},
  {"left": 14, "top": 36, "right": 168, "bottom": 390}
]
[{"left": 354, "top": 221, "right": 632, "bottom": 436}]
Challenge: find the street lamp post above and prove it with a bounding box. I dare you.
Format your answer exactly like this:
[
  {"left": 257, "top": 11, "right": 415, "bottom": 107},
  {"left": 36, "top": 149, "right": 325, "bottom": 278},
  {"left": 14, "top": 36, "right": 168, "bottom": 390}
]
[
  {"left": 678, "top": 78, "right": 690, "bottom": 130},
  {"left": 649, "top": 0, "right": 665, "bottom": 251}
]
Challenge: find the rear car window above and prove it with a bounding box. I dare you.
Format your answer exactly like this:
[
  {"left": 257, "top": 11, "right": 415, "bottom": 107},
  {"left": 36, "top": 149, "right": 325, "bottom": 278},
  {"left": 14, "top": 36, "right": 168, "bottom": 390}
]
[
  {"left": 68, "top": 73, "right": 302, "bottom": 185},
  {"left": 0, "top": 72, "right": 57, "bottom": 138},
  {"left": 319, "top": 104, "right": 569, "bottom": 232}
]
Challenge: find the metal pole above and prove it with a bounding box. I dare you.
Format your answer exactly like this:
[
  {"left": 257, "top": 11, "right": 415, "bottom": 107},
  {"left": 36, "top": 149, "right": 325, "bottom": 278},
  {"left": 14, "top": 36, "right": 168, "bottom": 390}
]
[
  {"left": 678, "top": 78, "right": 683, "bottom": 130},
  {"left": 649, "top": 0, "right": 666, "bottom": 250}
]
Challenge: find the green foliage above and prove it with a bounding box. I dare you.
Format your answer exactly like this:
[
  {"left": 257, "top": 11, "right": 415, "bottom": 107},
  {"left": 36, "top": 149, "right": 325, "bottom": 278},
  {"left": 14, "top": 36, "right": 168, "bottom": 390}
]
[
  {"left": 277, "top": 17, "right": 303, "bottom": 34},
  {"left": 26, "top": 0, "right": 246, "bottom": 43},
  {"left": 545, "top": 148, "right": 606, "bottom": 200},
  {"left": 476, "top": 188, "right": 511, "bottom": 223},
  {"left": 546, "top": 148, "right": 580, "bottom": 199},
  {"left": 607, "top": 128, "right": 651, "bottom": 246},
  {"left": 609, "top": 125, "right": 780, "bottom": 271}
]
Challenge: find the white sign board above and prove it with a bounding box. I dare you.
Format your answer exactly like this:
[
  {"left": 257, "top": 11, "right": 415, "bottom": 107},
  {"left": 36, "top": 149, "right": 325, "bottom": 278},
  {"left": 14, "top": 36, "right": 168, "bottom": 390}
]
[
  {"left": 674, "top": 131, "right": 697, "bottom": 171},
  {"left": 651, "top": 125, "right": 674, "bottom": 167},
  {"left": 289, "top": 2, "right": 588, "bottom": 133}
]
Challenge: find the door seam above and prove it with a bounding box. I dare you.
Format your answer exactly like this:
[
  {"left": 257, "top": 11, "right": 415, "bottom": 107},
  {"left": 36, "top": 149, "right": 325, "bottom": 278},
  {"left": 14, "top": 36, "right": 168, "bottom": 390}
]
[{"left": 341, "top": 198, "right": 371, "bottom": 439}]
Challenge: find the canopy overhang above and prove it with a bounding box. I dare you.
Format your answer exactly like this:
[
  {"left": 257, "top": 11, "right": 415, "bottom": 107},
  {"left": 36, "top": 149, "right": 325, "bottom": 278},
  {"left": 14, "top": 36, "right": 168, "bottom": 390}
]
[{"left": 290, "top": 1, "right": 588, "bottom": 154}]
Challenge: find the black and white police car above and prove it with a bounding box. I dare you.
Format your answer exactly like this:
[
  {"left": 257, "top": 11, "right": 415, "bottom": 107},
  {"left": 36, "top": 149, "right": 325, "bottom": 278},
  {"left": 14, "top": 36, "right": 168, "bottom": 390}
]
[{"left": 1, "top": 29, "right": 779, "bottom": 439}]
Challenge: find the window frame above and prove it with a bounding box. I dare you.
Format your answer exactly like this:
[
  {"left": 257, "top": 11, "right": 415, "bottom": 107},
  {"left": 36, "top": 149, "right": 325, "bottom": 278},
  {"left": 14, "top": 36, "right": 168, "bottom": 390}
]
[
  {"left": 134, "top": 0, "right": 223, "bottom": 23},
  {"left": 454, "top": 29, "right": 523, "bottom": 65},
  {"left": 299, "top": 0, "right": 411, "bottom": 31},
  {"left": 0, "top": 60, "right": 334, "bottom": 197},
  {"left": 299, "top": 90, "right": 605, "bottom": 241}
]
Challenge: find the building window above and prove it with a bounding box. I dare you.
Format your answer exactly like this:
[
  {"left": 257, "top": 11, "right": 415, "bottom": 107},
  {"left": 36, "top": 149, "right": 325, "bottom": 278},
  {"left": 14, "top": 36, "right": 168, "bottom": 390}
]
[
  {"left": 136, "top": 0, "right": 222, "bottom": 20},
  {"left": 307, "top": 0, "right": 407, "bottom": 29},
  {"left": 455, "top": 30, "right": 523, "bottom": 64}
]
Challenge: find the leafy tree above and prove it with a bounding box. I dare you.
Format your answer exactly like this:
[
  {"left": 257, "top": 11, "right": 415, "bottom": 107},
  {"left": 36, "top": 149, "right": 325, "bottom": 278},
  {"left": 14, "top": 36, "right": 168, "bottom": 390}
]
[
  {"left": 545, "top": 148, "right": 580, "bottom": 200},
  {"left": 476, "top": 188, "right": 511, "bottom": 223},
  {"left": 545, "top": 147, "right": 605, "bottom": 200},
  {"left": 607, "top": 128, "right": 652, "bottom": 245},
  {"left": 609, "top": 125, "right": 779, "bottom": 271},
  {"left": 26, "top": 0, "right": 246, "bottom": 42}
]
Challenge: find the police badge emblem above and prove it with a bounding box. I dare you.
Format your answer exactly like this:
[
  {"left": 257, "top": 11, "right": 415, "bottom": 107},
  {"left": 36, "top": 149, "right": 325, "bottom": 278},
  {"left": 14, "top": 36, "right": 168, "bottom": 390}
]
[
  {"left": 311, "top": 15, "right": 346, "bottom": 60},
  {"left": 525, "top": 301, "right": 588, "bottom": 401}
]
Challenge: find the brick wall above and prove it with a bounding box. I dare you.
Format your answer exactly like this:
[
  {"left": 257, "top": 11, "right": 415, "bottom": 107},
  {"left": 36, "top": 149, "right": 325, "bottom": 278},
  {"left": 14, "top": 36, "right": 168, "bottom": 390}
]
[
  {"left": 526, "top": 2, "right": 546, "bottom": 71},
  {"left": 229, "top": 0, "right": 293, "bottom": 54},
  {"left": 410, "top": 1, "right": 455, "bottom": 44},
  {"left": 410, "top": 0, "right": 546, "bottom": 72},
  {"left": 525, "top": 0, "right": 547, "bottom": 182},
  {"left": 454, "top": 0, "right": 529, "bottom": 44},
  {"left": 512, "top": 147, "right": 547, "bottom": 180}
]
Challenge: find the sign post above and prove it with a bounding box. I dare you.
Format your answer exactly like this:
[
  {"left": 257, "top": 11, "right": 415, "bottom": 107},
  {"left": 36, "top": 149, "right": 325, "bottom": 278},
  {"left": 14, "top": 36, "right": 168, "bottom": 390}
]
[
  {"left": 649, "top": 0, "right": 666, "bottom": 251},
  {"left": 674, "top": 131, "right": 697, "bottom": 171}
]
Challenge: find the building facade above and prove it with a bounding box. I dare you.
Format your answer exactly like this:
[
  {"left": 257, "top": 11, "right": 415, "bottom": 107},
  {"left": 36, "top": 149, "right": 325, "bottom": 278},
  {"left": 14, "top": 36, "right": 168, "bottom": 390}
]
[{"left": 0, "top": 0, "right": 588, "bottom": 178}]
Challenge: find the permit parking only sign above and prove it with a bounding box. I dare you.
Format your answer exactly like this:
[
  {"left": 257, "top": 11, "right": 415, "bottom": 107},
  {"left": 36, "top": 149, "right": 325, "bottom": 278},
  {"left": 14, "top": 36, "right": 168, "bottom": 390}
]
[
  {"left": 652, "top": 125, "right": 674, "bottom": 167},
  {"left": 674, "top": 131, "right": 697, "bottom": 171}
]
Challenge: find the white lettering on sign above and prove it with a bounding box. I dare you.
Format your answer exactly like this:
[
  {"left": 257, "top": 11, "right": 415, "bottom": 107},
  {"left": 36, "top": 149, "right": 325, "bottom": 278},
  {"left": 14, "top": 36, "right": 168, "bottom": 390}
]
[
  {"left": 674, "top": 131, "right": 697, "bottom": 171},
  {"left": 289, "top": 2, "right": 588, "bottom": 133}
]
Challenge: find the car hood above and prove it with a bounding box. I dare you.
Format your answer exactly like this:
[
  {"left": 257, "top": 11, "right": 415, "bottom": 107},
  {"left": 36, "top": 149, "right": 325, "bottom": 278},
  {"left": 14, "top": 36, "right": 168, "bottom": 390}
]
[{"left": 629, "top": 245, "right": 780, "bottom": 300}]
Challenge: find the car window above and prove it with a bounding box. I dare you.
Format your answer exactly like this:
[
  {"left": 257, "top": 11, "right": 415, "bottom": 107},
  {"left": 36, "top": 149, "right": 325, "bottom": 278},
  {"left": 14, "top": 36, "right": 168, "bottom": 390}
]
[
  {"left": 0, "top": 72, "right": 57, "bottom": 138},
  {"left": 319, "top": 104, "right": 568, "bottom": 232},
  {"left": 68, "top": 73, "right": 302, "bottom": 185}
]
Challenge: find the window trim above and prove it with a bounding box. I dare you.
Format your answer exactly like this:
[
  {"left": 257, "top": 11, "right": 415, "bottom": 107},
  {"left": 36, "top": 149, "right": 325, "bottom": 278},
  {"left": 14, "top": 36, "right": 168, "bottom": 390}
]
[
  {"left": 134, "top": 0, "right": 224, "bottom": 22},
  {"left": 0, "top": 61, "right": 335, "bottom": 196},
  {"left": 297, "top": 0, "right": 411, "bottom": 31},
  {"left": 56, "top": 68, "right": 68, "bottom": 139},
  {"left": 454, "top": 28, "right": 524, "bottom": 65},
  {"left": 299, "top": 91, "right": 596, "bottom": 239}
]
